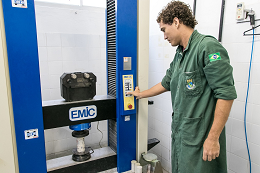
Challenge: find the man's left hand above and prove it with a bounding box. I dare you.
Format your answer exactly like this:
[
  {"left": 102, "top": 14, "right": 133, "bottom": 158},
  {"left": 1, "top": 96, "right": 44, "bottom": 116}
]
[{"left": 202, "top": 137, "right": 220, "bottom": 161}]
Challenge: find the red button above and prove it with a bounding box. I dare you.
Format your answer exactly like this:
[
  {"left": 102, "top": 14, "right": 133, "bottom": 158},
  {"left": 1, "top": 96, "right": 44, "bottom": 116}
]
[{"left": 128, "top": 104, "right": 133, "bottom": 109}]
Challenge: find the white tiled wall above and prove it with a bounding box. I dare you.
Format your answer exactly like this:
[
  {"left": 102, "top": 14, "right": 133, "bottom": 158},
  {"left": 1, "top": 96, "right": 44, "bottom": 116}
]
[
  {"left": 149, "top": 0, "right": 260, "bottom": 173},
  {"left": 35, "top": 2, "right": 108, "bottom": 158},
  {"left": 148, "top": 1, "right": 176, "bottom": 172},
  {"left": 223, "top": 0, "right": 260, "bottom": 172}
]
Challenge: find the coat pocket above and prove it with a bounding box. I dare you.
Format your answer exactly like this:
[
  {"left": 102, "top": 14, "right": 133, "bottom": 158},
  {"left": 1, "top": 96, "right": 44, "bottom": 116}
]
[
  {"left": 183, "top": 70, "right": 202, "bottom": 97},
  {"left": 181, "top": 115, "right": 205, "bottom": 146}
]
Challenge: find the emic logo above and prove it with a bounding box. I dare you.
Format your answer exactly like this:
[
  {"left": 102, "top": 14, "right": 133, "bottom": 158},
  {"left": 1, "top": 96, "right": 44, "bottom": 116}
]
[{"left": 69, "top": 105, "right": 97, "bottom": 121}]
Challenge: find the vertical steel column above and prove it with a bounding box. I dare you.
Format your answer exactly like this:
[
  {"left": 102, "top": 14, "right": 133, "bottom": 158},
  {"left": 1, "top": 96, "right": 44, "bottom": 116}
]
[
  {"left": 107, "top": 0, "right": 137, "bottom": 172},
  {"left": 1, "top": 0, "right": 46, "bottom": 173},
  {"left": 116, "top": 1, "right": 137, "bottom": 171}
]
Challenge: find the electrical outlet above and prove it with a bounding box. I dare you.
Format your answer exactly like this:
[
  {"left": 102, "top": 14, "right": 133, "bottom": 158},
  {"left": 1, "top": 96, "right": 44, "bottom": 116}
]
[{"left": 236, "top": 2, "right": 244, "bottom": 20}]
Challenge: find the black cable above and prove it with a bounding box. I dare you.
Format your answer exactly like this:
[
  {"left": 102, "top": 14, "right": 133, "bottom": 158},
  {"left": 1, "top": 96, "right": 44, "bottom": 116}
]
[
  {"left": 97, "top": 121, "right": 103, "bottom": 148},
  {"left": 193, "top": 0, "right": 197, "bottom": 17},
  {"left": 218, "top": 0, "right": 225, "bottom": 42}
]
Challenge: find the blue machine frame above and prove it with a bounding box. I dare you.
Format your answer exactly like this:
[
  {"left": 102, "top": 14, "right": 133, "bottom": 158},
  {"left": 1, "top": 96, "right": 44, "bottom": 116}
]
[
  {"left": 2, "top": 0, "right": 137, "bottom": 172},
  {"left": 115, "top": 0, "right": 137, "bottom": 172},
  {"left": 2, "top": 0, "right": 47, "bottom": 172}
]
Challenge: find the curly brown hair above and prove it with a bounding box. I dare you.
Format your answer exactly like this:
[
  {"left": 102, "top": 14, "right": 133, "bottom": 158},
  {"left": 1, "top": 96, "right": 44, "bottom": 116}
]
[{"left": 157, "top": 1, "right": 198, "bottom": 28}]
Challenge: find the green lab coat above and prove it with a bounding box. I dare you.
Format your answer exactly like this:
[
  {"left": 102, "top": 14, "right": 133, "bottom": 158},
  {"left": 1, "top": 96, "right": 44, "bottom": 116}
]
[{"left": 161, "top": 30, "right": 237, "bottom": 173}]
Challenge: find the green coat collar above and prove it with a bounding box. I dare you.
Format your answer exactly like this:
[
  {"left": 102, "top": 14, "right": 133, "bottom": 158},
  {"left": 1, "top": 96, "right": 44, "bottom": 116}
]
[{"left": 176, "top": 30, "right": 200, "bottom": 53}]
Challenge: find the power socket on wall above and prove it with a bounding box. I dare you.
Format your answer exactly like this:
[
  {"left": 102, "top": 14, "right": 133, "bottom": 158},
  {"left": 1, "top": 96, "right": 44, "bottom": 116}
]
[{"left": 236, "top": 2, "right": 244, "bottom": 20}]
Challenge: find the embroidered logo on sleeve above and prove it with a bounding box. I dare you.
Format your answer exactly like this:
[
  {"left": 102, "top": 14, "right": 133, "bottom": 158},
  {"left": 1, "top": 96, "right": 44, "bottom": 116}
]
[
  {"left": 186, "top": 79, "right": 196, "bottom": 90},
  {"left": 209, "top": 52, "right": 221, "bottom": 62}
]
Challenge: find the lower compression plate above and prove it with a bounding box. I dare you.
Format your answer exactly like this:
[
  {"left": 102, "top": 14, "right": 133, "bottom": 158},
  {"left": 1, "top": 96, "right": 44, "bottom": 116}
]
[{"left": 72, "top": 147, "right": 94, "bottom": 162}]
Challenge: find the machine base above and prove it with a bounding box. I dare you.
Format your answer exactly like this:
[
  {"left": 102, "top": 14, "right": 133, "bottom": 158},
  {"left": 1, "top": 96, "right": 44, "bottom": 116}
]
[{"left": 47, "top": 147, "right": 116, "bottom": 173}]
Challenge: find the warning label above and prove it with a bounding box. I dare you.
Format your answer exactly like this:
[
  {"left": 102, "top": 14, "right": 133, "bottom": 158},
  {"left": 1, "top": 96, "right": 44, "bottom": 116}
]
[
  {"left": 24, "top": 129, "right": 39, "bottom": 140},
  {"left": 12, "top": 0, "right": 27, "bottom": 8}
]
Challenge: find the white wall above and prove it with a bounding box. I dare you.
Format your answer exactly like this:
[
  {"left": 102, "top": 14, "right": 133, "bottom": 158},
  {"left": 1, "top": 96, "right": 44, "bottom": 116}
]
[
  {"left": 149, "top": 0, "right": 260, "bottom": 173},
  {"left": 148, "top": 1, "right": 178, "bottom": 172},
  {"left": 35, "top": 2, "right": 108, "bottom": 159},
  {"left": 223, "top": 1, "right": 260, "bottom": 173},
  {"left": 137, "top": 0, "right": 150, "bottom": 161}
]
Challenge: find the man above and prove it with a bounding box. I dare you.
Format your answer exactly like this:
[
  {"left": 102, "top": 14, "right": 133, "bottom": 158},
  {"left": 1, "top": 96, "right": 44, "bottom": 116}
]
[{"left": 128, "top": 1, "right": 237, "bottom": 173}]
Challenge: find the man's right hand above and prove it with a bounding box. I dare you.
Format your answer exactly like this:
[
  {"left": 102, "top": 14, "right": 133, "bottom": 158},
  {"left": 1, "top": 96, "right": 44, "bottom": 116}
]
[
  {"left": 127, "top": 86, "right": 141, "bottom": 99},
  {"left": 127, "top": 82, "right": 167, "bottom": 100}
]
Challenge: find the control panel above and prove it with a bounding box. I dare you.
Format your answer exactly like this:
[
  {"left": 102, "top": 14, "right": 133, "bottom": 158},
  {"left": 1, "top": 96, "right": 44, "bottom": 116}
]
[
  {"left": 122, "top": 75, "right": 135, "bottom": 110},
  {"left": 236, "top": 2, "right": 244, "bottom": 20}
]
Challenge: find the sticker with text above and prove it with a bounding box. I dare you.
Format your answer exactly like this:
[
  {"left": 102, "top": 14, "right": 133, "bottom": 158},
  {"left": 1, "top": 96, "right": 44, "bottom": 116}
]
[
  {"left": 24, "top": 129, "right": 38, "bottom": 140},
  {"left": 12, "top": 0, "right": 27, "bottom": 8}
]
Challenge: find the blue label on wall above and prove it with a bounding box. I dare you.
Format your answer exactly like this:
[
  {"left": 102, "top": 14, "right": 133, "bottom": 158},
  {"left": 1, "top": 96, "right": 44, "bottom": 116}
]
[{"left": 69, "top": 105, "right": 97, "bottom": 121}]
